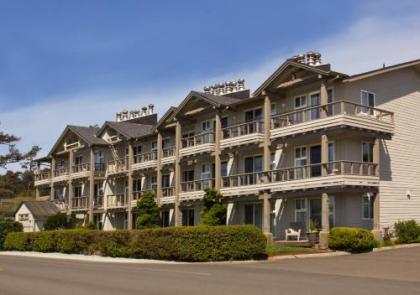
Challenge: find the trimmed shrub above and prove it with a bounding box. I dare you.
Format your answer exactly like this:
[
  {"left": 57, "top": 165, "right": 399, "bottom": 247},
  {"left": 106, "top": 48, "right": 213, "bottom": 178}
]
[
  {"left": 0, "top": 220, "right": 23, "bottom": 249},
  {"left": 3, "top": 225, "right": 267, "bottom": 262},
  {"left": 135, "top": 192, "right": 160, "bottom": 229},
  {"left": 329, "top": 227, "right": 378, "bottom": 253},
  {"left": 199, "top": 188, "right": 227, "bottom": 226},
  {"left": 44, "top": 213, "right": 74, "bottom": 230},
  {"left": 394, "top": 220, "right": 420, "bottom": 244}
]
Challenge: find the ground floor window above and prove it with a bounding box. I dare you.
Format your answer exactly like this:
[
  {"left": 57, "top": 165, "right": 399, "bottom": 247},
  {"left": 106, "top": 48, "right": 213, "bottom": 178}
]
[
  {"left": 182, "top": 209, "right": 195, "bottom": 226},
  {"left": 161, "top": 211, "right": 170, "bottom": 227},
  {"left": 244, "top": 203, "right": 262, "bottom": 229},
  {"left": 362, "top": 194, "right": 374, "bottom": 219}
]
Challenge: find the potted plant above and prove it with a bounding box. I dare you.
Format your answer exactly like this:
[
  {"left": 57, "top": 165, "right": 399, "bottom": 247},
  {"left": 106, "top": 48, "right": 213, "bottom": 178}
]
[{"left": 307, "top": 220, "right": 320, "bottom": 246}]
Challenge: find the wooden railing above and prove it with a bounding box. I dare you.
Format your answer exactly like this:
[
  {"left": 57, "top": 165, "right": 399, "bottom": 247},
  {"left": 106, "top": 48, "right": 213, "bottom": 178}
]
[
  {"left": 72, "top": 196, "right": 88, "bottom": 209},
  {"left": 181, "top": 178, "right": 215, "bottom": 192},
  {"left": 132, "top": 186, "right": 157, "bottom": 200},
  {"left": 107, "top": 159, "right": 128, "bottom": 174},
  {"left": 93, "top": 195, "right": 104, "bottom": 208},
  {"left": 271, "top": 100, "right": 394, "bottom": 128},
  {"left": 107, "top": 193, "right": 128, "bottom": 208},
  {"left": 181, "top": 131, "right": 215, "bottom": 148},
  {"left": 35, "top": 172, "right": 51, "bottom": 181},
  {"left": 54, "top": 168, "right": 68, "bottom": 177},
  {"left": 222, "top": 171, "right": 265, "bottom": 188},
  {"left": 162, "top": 186, "right": 175, "bottom": 197},
  {"left": 72, "top": 163, "right": 90, "bottom": 173},
  {"left": 163, "top": 147, "right": 175, "bottom": 158},
  {"left": 222, "top": 120, "right": 264, "bottom": 139},
  {"left": 134, "top": 151, "right": 157, "bottom": 163}
]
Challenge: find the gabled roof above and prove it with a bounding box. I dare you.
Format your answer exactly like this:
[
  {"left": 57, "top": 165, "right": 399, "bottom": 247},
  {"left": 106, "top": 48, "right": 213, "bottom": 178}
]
[
  {"left": 155, "top": 106, "right": 177, "bottom": 130},
  {"left": 48, "top": 125, "right": 107, "bottom": 156},
  {"left": 16, "top": 201, "right": 60, "bottom": 220},
  {"left": 253, "top": 60, "right": 348, "bottom": 97},
  {"left": 172, "top": 91, "right": 243, "bottom": 118},
  {"left": 98, "top": 121, "right": 155, "bottom": 140}
]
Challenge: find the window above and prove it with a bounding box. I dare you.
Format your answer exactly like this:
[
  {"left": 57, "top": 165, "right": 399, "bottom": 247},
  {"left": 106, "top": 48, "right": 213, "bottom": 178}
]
[
  {"left": 362, "top": 194, "right": 374, "bottom": 219},
  {"left": 162, "top": 138, "right": 171, "bottom": 149},
  {"left": 151, "top": 141, "right": 158, "bottom": 159},
  {"left": 221, "top": 161, "right": 228, "bottom": 177},
  {"left": 244, "top": 203, "right": 262, "bottom": 229},
  {"left": 309, "top": 93, "right": 321, "bottom": 120},
  {"left": 150, "top": 176, "right": 157, "bottom": 188},
  {"left": 161, "top": 211, "right": 170, "bottom": 227},
  {"left": 74, "top": 186, "right": 82, "bottom": 198},
  {"left": 362, "top": 142, "right": 373, "bottom": 162},
  {"left": 328, "top": 142, "right": 335, "bottom": 174},
  {"left": 133, "top": 179, "right": 142, "bottom": 192},
  {"left": 162, "top": 174, "right": 171, "bottom": 188},
  {"left": 19, "top": 214, "right": 29, "bottom": 221},
  {"left": 295, "top": 147, "right": 307, "bottom": 179},
  {"left": 245, "top": 108, "right": 263, "bottom": 133},
  {"left": 271, "top": 103, "right": 277, "bottom": 116},
  {"left": 94, "top": 183, "right": 103, "bottom": 196},
  {"left": 221, "top": 117, "right": 229, "bottom": 129},
  {"left": 74, "top": 155, "right": 83, "bottom": 166},
  {"left": 295, "top": 199, "right": 306, "bottom": 225},
  {"left": 294, "top": 95, "right": 307, "bottom": 109},
  {"left": 95, "top": 151, "right": 105, "bottom": 165},
  {"left": 270, "top": 152, "right": 276, "bottom": 170},
  {"left": 182, "top": 209, "right": 195, "bottom": 226},
  {"left": 201, "top": 164, "right": 212, "bottom": 189},
  {"left": 361, "top": 91, "right": 375, "bottom": 114},
  {"left": 183, "top": 170, "right": 194, "bottom": 182},
  {"left": 329, "top": 196, "right": 335, "bottom": 227}
]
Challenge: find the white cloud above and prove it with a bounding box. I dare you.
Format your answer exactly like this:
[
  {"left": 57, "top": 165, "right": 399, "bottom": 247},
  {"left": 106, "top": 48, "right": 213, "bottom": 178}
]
[{"left": 1, "top": 12, "right": 420, "bottom": 172}]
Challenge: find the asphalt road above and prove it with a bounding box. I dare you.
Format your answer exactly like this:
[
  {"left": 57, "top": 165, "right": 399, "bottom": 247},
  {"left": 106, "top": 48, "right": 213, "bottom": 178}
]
[{"left": 1, "top": 247, "right": 420, "bottom": 295}]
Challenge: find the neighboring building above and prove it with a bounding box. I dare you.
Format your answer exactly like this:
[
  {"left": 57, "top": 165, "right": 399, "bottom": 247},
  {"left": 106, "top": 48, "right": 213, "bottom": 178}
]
[
  {"left": 34, "top": 52, "right": 420, "bottom": 246},
  {"left": 15, "top": 201, "right": 60, "bottom": 232}
]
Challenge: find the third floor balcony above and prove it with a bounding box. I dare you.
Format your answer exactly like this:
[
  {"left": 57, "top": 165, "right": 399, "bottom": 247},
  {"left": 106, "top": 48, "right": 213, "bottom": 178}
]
[
  {"left": 180, "top": 131, "right": 215, "bottom": 157},
  {"left": 132, "top": 151, "right": 158, "bottom": 171},
  {"left": 221, "top": 120, "right": 265, "bottom": 149}
]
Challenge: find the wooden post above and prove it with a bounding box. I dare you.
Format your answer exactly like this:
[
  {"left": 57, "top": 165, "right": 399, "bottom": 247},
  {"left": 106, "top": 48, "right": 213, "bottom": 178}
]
[
  {"left": 156, "top": 132, "right": 163, "bottom": 205},
  {"left": 320, "top": 80, "right": 328, "bottom": 118},
  {"left": 262, "top": 92, "right": 272, "bottom": 242},
  {"left": 321, "top": 134, "right": 329, "bottom": 176},
  {"left": 127, "top": 143, "right": 134, "bottom": 230},
  {"left": 373, "top": 137, "right": 380, "bottom": 177},
  {"left": 214, "top": 111, "right": 222, "bottom": 190},
  {"left": 68, "top": 151, "right": 74, "bottom": 212},
  {"left": 174, "top": 120, "right": 182, "bottom": 226},
  {"left": 89, "top": 148, "right": 95, "bottom": 222},
  {"left": 50, "top": 157, "right": 56, "bottom": 201},
  {"left": 319, "top": 192, "right": 330, "bottom": 249}
]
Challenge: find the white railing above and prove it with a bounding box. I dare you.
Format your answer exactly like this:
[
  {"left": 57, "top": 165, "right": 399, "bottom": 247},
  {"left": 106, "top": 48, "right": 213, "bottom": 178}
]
[
  {"left": 181, "top": 178, "right": 215, "bottom": 192},
  {"left": 181, "top": 131, "right": 215, "bottom": 148},
  {"left": 134, "top": 151, "right": 157, "bottom": 163},
  {"left": 222, "top": 120, "right": 264, "bottom": 139}
]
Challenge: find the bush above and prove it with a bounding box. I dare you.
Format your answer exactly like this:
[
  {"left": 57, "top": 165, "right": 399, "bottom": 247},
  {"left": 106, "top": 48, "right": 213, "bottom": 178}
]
[
  {"left": 135, "top": 192, "right": 160, "bottom": 229},
  {"left": 44, "top": 213, "right": 74, "bottom": 230},
  {"left": 199, "top": 188, "right": 226, "bottom": 226},
  {"left": 0, "top": 220, "right": 23, "bottom": 249},
  {"left": 3, "top": 225, "right": 267, "bottom": 261},
  {"left": 329, "top": 227, "right": 378, "bottom": 253},
  {"left": 394, "top": 220, "right": 420, "bottom": 244}
]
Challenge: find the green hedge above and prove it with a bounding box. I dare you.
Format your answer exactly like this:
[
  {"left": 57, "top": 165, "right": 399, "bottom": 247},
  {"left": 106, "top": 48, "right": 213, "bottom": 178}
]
[
  {"left": 329, "top": 227, "right": 378, "bottom": 253},
  {"left": 394, "top": 220, "right": 420, "bottom": 244},
  {"left": 0, "top": 220, "right": 23, "bottom": 249},
  {"left": 3, "top": 225, "right": 267, "bottom": 262}
]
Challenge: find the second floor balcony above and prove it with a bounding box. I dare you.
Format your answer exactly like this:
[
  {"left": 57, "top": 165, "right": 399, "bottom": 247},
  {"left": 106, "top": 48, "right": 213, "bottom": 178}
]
[
  {"left": 180, "top": 178, "right": 215, "bottom": 201},
  {"left": 52, "top": 167, "right": 69, "bottom": 183},
  {"left": 132, "top": 151, "right": 158, "bottom": 171},
  {"left": 270, "top": 100, "right": 394, "bottom": 139},
  {"left": 71, "top": 196, "right": 88, "bottom": 210},
  {"left": 161, "top": 147, "right": 175, "bottom": 165},
  {"left": 221, "top": 120, "right": 265, "bottom": 149},
  {"left": 180, "top": 131, "right": 215, "bottom": 157},
  {"left": 106, "top": 193, "right": 128, "bottom": 209},
  {"left": 71, "top": 163, "right": 90, "bottom": 179},
  {"left": 107, "top": 159, "right": 128, "bottom": 175},
  {"left": 34, "top": 172, "right": 51, "bottom": 186}
]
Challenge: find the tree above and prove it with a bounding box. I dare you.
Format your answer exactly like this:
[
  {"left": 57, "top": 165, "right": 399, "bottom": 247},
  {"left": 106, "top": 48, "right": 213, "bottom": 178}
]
[
  {"left": 44, "top": 213, "right": 74, "bottom": 230},
  {"left": 199, "top": 188, "right": 226, "bottom": 226},
  {"left": 135, "top": 191, "right": 160, "bottom": 229}
]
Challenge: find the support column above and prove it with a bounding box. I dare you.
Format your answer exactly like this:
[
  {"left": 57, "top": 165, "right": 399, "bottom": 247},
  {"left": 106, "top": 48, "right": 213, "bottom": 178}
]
[
  {"left": 127, "top": 143, "right": 134, "bottom": 230},
  {"left": 262, "top": 92, "right": 272, "bottom": 243},
  {"left": 372, "top": 192, "right": 382, "bottom": 241},
  {"left": 174, "top": 120, "right": 182, "bottom": 226},
  {"left": 321, "top": 133, "right": 329, "bottom": 176},
  {"left": 156, "top": 132, "right": 163, "bottom": 205},
  {"left": 50, "top": 157, "right": 56, "bottom": 201},
  {"left": 320, "top": 80, "right": 328, "bottom": 118},
  {"left": 214, "top": 111, "right": 222, "bottom": 190},
  {"left": 88, "top": 148, "right": 95, "bottom": 222},
  {"left": 319, "top": 192, "right": 330, "bottom": 249},
  {"left": 373, "top": 137, "right": 380, "bottom": 177},
  {"left": 68, "top": 151, "right": 74, "bottom": 213}
]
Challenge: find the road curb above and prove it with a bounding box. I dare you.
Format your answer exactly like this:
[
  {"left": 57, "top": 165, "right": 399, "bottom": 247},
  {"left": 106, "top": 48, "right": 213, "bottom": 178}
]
[
  {"left": 268, "top": 251, "right": 350, "bottom": 261},
  {"left": 373, "top": 243, "right": 420, "bottom": 252}
]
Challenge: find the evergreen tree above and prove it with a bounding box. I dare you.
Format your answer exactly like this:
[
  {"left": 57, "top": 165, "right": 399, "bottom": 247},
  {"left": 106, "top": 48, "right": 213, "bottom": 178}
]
[
  {"left": 135, "top": 191, "right": 160, "bottom": 229},
  {"left": 200, "top": 188, "right": 227, "bottom": 226}
]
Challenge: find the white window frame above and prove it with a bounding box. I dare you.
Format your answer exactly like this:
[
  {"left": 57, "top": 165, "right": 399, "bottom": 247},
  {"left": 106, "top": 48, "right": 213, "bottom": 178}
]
[
  {"left": 360, "top": 90, "right": 376, "bottom": 114},
  {"left": 294, "top": 95, "right": 307, "bottom": 109},
  {"left": 294, "top": 199, "right": 307, "bottom": 223},
  {"left": 362, "top": 194, "right": 374, "bottom": 220},
  {"left": 362, "top": 142, "right": 374, "bottom": 163}
]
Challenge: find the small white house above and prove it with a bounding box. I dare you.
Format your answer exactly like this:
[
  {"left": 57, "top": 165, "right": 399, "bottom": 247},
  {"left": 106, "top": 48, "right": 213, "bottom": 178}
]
[{"left": 15, "top": 201, "right": 60, "bottom": 232}]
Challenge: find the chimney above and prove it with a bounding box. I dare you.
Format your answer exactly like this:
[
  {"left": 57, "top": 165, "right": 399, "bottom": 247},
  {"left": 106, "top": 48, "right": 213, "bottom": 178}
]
[
  {"left": 141, "top": 107, "right": 148, "bottom": 116},
  {"left": 148, "top": 104, "right": 154, "bottom": 115}
]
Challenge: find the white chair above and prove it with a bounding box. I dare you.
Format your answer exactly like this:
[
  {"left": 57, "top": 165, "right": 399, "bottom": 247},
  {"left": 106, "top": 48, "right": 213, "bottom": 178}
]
[{"left": 285, "top": 228, "right": 301, "bottom": 241}]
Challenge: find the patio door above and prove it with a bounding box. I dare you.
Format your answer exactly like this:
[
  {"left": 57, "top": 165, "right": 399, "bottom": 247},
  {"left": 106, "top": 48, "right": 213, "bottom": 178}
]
[
  {"left": 309, "top": 199, "right": 322, "bottom": 230},
  {"left": 202, "top": 120, "right": 213, "bottom": 144},
  {"left": 244, "top": 203, "right": 262, "bottom": 229},
  {"left": 245, "top": 108, "right": 262, "bottom": 133},
  {"left": 310, "top": 93, "right": 321, "bottom": 120},
  {"left": 310, "top": 145, "right": 321, "bottom": 177},
  {"left": 201, "top": 164, "right": 212, "bottom": 189}
]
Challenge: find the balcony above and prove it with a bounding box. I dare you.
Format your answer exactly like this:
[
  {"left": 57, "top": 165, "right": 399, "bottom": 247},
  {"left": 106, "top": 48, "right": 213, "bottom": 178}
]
[
  {"left": 270, "top": 100, "right": 394, "bottom": 139},
  {"left": 52, "top": 168, "right": 69, "bottom": 183},
  {"left": 72, "top": 196, "right": 88, "bottom": 211},
  {"left": 161, "top": 147, "right": 175, "bottom": 165},
  {"left": 107, "top": 159, "right": 128, "bottom": 176},
  {"left": 132, "top": 151, "right": 158, "bottom": 171},
  {"left": 219, "top": 161, "right": 379, "bottom": 196},
  {"left": 180, "top": 178, "right": 214, "bottom": 200},
  {"left": 93, "top": 195, "right": 104, "bottom": 209},
  {"left": 34, "top": 172, "right": 51, "bottom": 186},
  {"left": 180, "top": 132, "right": 215, "bottom": 157},
  {"left": 106, "top": 193, "right": 128, "bottom": 209},
  {"left": 71, "top": 163, "right": 90, "bottom": 179},
  {"left": 221, "top": 120, "right": 265, "bottom": 149}
]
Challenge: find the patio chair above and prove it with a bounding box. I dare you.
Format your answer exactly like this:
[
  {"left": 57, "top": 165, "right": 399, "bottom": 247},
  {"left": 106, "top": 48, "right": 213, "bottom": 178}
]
[{"left": 285, "top": 222, "right": 303, "bottom": 241}]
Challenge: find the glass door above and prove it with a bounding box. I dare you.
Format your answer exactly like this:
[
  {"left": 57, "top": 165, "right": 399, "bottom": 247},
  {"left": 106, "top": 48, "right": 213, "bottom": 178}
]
[
  {"left": 309, "top": 199, "right": 322, "bottom": 230},
  {"left": 310, "top": 145, "right": 322, "bottom": 177},
  {"left": 310, "top": 93, "right": 321, "bottom": 120}
]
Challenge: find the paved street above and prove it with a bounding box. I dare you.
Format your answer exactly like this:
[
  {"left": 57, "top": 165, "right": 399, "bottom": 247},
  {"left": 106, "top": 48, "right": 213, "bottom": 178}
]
[{"left": 1, "top": 247, "right": 420, "bottom": 295}]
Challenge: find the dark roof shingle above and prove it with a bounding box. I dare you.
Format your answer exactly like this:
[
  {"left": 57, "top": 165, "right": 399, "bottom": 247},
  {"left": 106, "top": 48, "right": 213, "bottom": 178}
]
[{"left": 19, "top": 201, "right": 60, "bottom": 220}]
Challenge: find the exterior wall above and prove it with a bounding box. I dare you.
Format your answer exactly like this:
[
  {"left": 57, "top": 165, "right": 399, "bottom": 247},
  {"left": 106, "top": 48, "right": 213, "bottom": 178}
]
[
  {"left": 15, "top": 204, "right": 43, "bottom": 232},
  {"left": 341, "top": 68, "right": 420, "bottom": 228}
]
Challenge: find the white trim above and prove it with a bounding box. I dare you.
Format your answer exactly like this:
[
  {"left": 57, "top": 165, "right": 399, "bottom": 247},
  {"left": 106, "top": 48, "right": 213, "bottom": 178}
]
[{"left": 362, "top": 193, "right": 374, "bottom": 220}]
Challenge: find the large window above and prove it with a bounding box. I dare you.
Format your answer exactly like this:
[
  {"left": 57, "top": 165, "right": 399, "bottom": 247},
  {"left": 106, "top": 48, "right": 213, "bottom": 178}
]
[
  {"left": 244, "top": 203, "right": 262, "bottom": 229},
  {"left": 221, "top": 161, "right": 228, "bottom": 177},
  {"left": 74, "top": 186, "right": 82, "bottom": 198},
  {"left": 295, "top": 199, "right": 306, "bottom": 225},
  {"left": 362, "top": 142, "right": 373, "bottom": 162},
  {"left": 294, "top": 95, "right": 307, "bottom": 123},
  {"left": 183, "top": 170, "right": 194, "bottom": 182},
  {"left": 309, "top": 93, "right": 321, "bottom": 120},
  {"left": 362, "top": 194, "right": 374, "bottom": 219},
  {"left": 361, "top": 90, "right": 375, "bottom": 114},
  {"left": 162, "top": 174, "right": 171, "bottom": 188},
  {"left": 182, "top": 209, "right": 195, "bottom": 226},
  {"left": 295, "top": 147, "right": 307, "bottom": 179}
]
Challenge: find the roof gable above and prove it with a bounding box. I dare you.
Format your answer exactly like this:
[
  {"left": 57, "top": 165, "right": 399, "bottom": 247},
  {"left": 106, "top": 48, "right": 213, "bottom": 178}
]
[
  {"left": 98, "top": 121, "right": 154, "bottom": 140},
  {"left": 16, "top": 201, "right": 60, "bottom": 220}
]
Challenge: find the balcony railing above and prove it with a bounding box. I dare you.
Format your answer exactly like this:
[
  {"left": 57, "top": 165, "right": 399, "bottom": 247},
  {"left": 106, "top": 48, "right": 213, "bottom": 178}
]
[
  {"left": 222, "top": 120, "right": 264, "bottom": 139},
  {"left": 132, "top": 186, "right": 157, "bottom": 200},
  {"left": 107, "top": 193, "right": 128, "bottom": 208},
  {"left": 93, "top": 195, "right": 104, "bottom": 208},
  {"left": 181, "top": 131, "right": 215, "bottom": 148},
  {"left": 181, "top": 178, "right": 215, "bottom": 192},
  {"left": 222, "top": 171, "right": 265, "bottom": 188},
  {"left": 35, "top": 172, "right": 51, "bottom": 181},
  {"left": 72, "top": 196, "right": 88, "bottom": 209},
  {"left": 271, "top": 100, "right": 394, "bottom": 128},
  {"left": 54, "top": 168, "right": 68, "bottom": 177},
  {"left": 72, "top": 163, "right": 90, "bottom": 173},
  {"left": 163, "top": 147, "right": 175, "bottom": 157},
  {"left": 107, "top": 159, "right": 128, "bottom": 174},
  {"left": 162, "top": 186, "right": 175, "bottom": 197},
  {"left": 134, "top": 151, "right": 157, "bottom": 163}
]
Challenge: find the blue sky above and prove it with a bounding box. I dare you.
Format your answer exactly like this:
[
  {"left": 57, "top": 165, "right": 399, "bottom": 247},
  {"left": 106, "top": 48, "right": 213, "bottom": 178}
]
[{"left": 1, "top": 0, "right": 420, "bottom": 167}]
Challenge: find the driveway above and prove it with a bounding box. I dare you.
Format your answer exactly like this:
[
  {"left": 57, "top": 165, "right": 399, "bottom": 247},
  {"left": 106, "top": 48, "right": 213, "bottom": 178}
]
[{"left": 0, "top": 247, "right": 419, "bottom": 295}]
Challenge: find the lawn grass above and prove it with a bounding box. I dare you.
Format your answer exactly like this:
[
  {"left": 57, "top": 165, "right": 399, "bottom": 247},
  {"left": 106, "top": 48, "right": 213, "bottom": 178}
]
[{"left": 266, "top": 245, "right": 316, "bottom": 256}]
